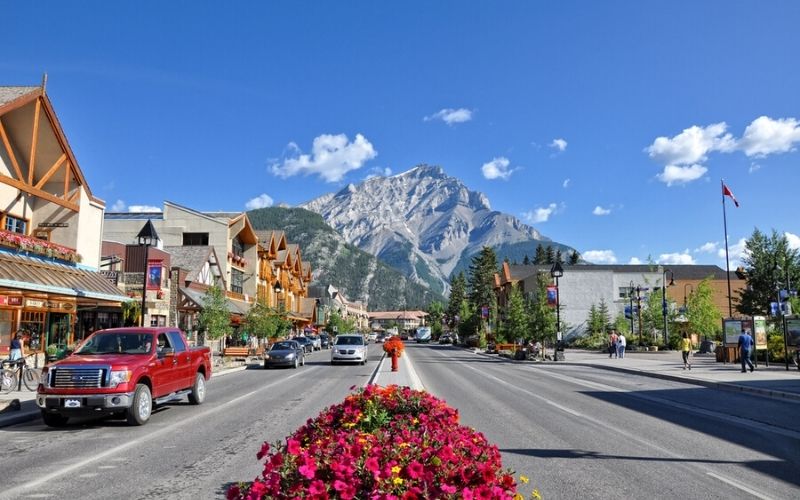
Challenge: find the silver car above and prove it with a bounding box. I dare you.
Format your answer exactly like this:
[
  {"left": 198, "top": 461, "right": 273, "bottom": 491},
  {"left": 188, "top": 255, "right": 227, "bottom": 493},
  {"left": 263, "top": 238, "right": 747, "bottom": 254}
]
[
  {"left": 330, "top": 334, "right": 367, "bottom": 365},
  {"left": 264, "top": 341, "right": 305, "bottom": 369}
]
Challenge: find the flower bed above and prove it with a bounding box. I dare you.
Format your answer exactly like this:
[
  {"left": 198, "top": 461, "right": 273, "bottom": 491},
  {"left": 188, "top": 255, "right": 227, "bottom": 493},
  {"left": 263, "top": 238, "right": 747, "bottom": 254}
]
[{"left": 228, "top": 385, "right": 521, "bottom": 499}]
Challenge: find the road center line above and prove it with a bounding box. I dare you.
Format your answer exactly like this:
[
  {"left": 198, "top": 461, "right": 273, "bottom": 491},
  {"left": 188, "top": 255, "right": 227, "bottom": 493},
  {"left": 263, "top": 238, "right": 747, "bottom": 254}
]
[{"left": 5, "top": 367, "right": 318, "bottom": 496}]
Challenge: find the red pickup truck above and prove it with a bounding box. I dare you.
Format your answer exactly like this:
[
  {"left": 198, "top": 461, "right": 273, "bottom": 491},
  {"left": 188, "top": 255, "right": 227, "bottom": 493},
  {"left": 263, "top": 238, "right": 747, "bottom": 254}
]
[{"left": 37, "top": 327, "right": 212, "bottom": 427}]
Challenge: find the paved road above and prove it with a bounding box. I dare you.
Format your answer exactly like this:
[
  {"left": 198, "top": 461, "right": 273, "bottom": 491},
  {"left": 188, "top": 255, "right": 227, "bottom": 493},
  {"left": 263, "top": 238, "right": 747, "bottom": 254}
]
[
  {"left": 410, "top": 344, "right": 800, "bottom": 500},
  {"left": 0, "top": 345, "right": 382, "bottom": 500}
]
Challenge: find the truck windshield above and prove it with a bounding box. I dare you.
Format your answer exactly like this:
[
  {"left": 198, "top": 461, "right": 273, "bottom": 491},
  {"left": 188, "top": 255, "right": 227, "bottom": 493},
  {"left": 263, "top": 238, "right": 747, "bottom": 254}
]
[{"left": 75, "top": 333, "right": 155, "bottom": 355}]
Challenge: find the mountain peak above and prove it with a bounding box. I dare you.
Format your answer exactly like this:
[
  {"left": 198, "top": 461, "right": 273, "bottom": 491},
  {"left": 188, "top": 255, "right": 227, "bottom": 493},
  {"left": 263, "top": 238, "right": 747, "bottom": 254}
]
[{"left": 396, "top": 164, "right": 446, "bottom": 179}]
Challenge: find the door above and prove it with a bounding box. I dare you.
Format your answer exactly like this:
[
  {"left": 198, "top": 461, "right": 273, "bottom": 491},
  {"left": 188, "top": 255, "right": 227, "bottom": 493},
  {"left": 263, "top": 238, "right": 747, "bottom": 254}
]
[
  {"left": 167, "top": 331, "right": 194, "bottom": 390},
  {"left": 151, "top": 332, "right": 179, "bottom": 396},
  {"left": 47, "top": 313, "right": 72, "bottom": 356}
]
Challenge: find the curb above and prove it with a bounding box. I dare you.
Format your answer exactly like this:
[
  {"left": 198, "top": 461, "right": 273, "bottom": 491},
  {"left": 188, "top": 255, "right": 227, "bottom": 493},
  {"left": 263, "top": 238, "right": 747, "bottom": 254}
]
[{"left": 366, "top": 353, "right": 386, "bottom": 387}]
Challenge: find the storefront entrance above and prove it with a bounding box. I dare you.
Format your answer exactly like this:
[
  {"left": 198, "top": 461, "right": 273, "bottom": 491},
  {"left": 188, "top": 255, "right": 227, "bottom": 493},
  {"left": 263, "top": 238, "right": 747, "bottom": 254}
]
[{"left": 47, "top": 313, "right": 72, "bottom": 351}]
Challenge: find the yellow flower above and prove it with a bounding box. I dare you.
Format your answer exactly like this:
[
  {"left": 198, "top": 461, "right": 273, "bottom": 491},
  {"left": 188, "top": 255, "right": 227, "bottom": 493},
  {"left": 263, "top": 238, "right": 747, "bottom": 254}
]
[
  {"left": 514, "top": 494, "right": 524, "bottom": 500},
  {"left": 391, "top": 465, "right": 401, "bottom": 475},
  {"left": 393, "top": 477, "right": 404, "bottom": 485},
  {"left": 532, "top": 489, "right": 542, "bottom": 500},
  {"left": 398, "top": 442, "right": 409, "bottom": 448},
  {"left": 519, "top": 475, "right": 529, "bottom": 484},
  {"left": 412, "top": 417, "right": 419, "bottom": 425}
]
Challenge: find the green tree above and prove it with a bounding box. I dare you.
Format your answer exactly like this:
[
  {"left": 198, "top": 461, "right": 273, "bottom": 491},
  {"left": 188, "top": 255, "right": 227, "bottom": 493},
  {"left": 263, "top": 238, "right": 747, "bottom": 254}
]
[
  {"left": 467, "top": 246, "right": 498, "bottom": 340},
  {"left": 737, "top": 229, "right": 800, "bottom": 318},
  {"left": 446, "top": 272, "right": 467, "bottom": 328},
  {"left": 555, "top": 248, "right": 563, "bottom": 264},
  {"left": 523, "top": 254, "right": 531, "bottom": 266},
  {"left": 326, "top": 309, "right": 356, "bottom": 335},
  {"left": 687, "top": 278, "right": 723, "bottom": 341},
  {"left": 613, "top": 313, "right": 630, "bottom": 335},
  {"left": 568, "top": 250, "right": 580, "bottom": 265},
  {"left": 534, "top": 244, "right": 546, "bottom": 264},
  {"left": 586, "top": 303, "right": 602, "bottom": 335},
  {"left": 503, "top": 286, "right": 529, "bottom": 343},
  {"left": 527, "top": 272, "right": 556, "bottom": 342},
  {"left": 545, "top": 246, "right": 555, "bottom": 265},
  {"left": 427, "top": 300, "right": 444, "bottom": 338},
  {"left": 245, "top": 298, "right": 291, "bottom": 341},
  {"left": 198, "top": 285, "right": 233, "bottom": 352},
  {"left": 597, "top": 298, "right": 612, "bottom": 333}
]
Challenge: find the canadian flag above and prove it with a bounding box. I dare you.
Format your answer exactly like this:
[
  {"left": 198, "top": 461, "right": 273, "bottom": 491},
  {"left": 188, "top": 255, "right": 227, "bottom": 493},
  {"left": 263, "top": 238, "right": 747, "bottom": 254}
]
[{"left": 722, "top": 183, "right": 739, "bottom": 208}]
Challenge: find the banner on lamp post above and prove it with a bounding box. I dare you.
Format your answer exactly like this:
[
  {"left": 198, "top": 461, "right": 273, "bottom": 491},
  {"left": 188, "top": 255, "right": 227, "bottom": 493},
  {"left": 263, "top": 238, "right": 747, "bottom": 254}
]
[{"left": 546, "top": 286, "right": 557, "bottom": 306}]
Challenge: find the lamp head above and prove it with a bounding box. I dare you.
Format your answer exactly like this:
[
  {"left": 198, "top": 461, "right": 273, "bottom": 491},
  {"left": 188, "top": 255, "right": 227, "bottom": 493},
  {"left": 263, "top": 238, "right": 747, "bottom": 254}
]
[
  {"left": 273, "top": 282, "right": 283, "bottom": 294},
  {"left": 550, "top": 261, "right": 564, "bottom": 278},
  {"left": 136, "top": 219, "right": 160, "bottom": 246}
]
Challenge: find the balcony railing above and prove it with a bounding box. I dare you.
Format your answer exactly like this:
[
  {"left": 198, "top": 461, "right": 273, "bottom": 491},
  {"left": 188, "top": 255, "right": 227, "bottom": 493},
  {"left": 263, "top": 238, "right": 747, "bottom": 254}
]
[{"left": 0, "top": 229, "right": 81, "bottom": 263}]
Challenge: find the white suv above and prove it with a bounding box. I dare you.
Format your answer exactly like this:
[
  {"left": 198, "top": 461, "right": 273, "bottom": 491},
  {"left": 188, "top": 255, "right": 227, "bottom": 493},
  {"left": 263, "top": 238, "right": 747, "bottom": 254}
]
[{"left": 331, "top": 334, "right": 367, "bottom": 365}]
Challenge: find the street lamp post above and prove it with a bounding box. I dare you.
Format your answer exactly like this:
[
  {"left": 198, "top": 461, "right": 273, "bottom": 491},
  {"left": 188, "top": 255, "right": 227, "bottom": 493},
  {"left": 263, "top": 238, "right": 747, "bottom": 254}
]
[
  {"left": 662, "top": 269, "right": 674, "bottom": 345},
  {"left": 629, "top": 280, "right": 635, "bottom": 337},
  {"left": 136, "top": 220, "right": 160, "bottom": 327},
  {"left": 550, "top": 262, "right": 564, "bottom": 360},
  {"left": 683, "top": 283, "right": 694, "bottom": 311},
  {"left": 636, "top": 286, "right": 644, "bottom": 346}
]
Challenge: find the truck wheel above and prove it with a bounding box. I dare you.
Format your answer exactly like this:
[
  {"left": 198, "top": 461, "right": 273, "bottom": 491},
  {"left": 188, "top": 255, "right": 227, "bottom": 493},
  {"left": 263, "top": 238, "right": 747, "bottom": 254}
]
[
  {"left": 188, "top": 372, "right": 206, "bottom": 405},
  {"left": 126, "top": 384, "right": 152, "bottom": 426},
  {"left": 41, "top": 411, "right": 69, "bottom": 427}
]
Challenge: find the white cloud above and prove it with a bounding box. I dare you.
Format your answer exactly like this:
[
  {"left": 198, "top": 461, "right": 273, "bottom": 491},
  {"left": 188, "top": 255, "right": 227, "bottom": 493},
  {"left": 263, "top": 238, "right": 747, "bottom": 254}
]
[
  {"left": 424, "top": 108, "right": 473, "bottom": 125},
  {"left": 592, "top": 206, "right": 611, "bottom": 216},
  {"left": 365, "top": 166, "right": 392, "bottom": 180},
  {"left": 562, "top": 178, "right": 570, "bottom": 188},
  {"left": 550, "top": 138, "right": 568, "bottom": 152},
  {"left": 658, "top": 250, "right": 696, "bottom": 265},
  {"left": 749, "top": 163, "right": 761, "bottom": 174},
  {"left": 481, "top": 157, "right": 516, "bottom": 180},
  {"left": 583, "top": 250, "right": 618, "bottom": 264},
  {"left": 646, "top": 122, "right": 735, "bottom": 166},
  {"left": 786, "top": 232, "right": 800, "bottom": 251},
  {"left": 522, "top": 202, "right": 560, "bottom": 223},
  {"left": 110, "top": 199, "right": 126, "bottom": 212},
  {"left": 270, "top": 133, "right": 377, "bottom": 183},
  {"left": 628, "top": 257, "right": 643, "bottom": 265},
  {"left": 245, "top": 194, "right": 274, "bottom": 210},
  {"left": 739, "top": 116, "right": 800, "bottom": 157},
  {"left": 128, "top": 205, "right": 162, "bottom": 213},
  {"left": 656, "top": 164, "right": 708, "bottom": 186},
  {"left": 717, "top": 238, "right": 748, "bottom": 266},
  {"left": 695, "top": 242, "right": 718, "bottom": 253}
]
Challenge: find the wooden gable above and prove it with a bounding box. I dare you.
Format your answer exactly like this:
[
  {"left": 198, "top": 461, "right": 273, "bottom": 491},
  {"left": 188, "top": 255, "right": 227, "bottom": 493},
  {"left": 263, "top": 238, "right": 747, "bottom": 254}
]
[{"left": 0, "top": 87, "right": 99, "bottom": 212}]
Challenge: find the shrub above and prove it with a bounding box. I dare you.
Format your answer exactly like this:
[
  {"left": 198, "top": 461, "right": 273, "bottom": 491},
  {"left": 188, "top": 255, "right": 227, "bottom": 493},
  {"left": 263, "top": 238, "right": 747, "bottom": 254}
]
[{"left": 228, "top": 385, "right": 519, "bottom": 499}]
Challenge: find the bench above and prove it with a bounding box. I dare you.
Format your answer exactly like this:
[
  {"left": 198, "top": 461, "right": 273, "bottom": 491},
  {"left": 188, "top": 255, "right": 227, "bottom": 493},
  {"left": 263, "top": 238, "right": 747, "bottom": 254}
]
[
  {"left": 222, "top": 347, "right": 250, "bottom": 359},
  {"left": 495, "top": 343, "right": 519, "bottom": 352}
]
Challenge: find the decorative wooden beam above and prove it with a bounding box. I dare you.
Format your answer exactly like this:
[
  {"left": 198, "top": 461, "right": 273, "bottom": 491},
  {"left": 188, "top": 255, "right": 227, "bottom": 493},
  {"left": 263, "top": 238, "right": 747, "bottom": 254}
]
[
  {"left": 68, "top": 189, "right": 80, "bottom": 203},
  {"left": 34, "top": 153, "right": 66, "bottom": 189},
  {"left": 0, "top": 118, "right": 25, "bottom": 181},
  {"left": 0, "top": 174, "right": 79, "bottom": 212},
  {"left": 29, "top": 98, "right": 41, "bottom": 185},
  {"left": 64, "top": 161, "right": 70, "bottom": 198}
]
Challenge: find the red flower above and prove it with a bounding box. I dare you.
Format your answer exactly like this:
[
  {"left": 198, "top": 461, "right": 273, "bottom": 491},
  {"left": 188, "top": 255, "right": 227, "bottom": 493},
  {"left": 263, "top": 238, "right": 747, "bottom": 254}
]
[{"left": 287, "top": 438, "right": 301, "bottom": 455}]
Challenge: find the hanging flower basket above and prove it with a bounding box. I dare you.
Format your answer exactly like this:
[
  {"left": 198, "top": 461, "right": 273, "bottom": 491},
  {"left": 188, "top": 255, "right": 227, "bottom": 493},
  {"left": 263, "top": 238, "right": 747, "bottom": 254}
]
[
  {"left": 0, "top": 228, "right": 80, "bottom": 263},
  {"left": 383, "top": 336, "right": 405, "bottom": 358}
]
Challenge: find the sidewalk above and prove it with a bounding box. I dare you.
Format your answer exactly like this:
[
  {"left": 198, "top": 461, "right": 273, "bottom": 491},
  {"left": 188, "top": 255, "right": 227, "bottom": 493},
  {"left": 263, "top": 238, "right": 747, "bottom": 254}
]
[
  {"left": 540, "top": 349, "right": 800, "bottom": 402},
  {"left": 0, "top": 359, "right": 253, "bottom": 428}
]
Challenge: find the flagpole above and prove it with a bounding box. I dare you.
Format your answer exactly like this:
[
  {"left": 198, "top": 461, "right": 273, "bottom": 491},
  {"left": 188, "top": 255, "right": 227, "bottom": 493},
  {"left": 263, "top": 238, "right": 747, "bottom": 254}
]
[{"left": 721, "top": 179, "right": 733, "bottom": 317}]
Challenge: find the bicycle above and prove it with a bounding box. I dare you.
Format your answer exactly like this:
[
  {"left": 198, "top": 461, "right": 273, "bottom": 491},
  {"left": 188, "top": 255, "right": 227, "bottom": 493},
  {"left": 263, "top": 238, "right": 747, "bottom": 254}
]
[{"left": 1, "top": 355, "right": 42, "bottom": 393}]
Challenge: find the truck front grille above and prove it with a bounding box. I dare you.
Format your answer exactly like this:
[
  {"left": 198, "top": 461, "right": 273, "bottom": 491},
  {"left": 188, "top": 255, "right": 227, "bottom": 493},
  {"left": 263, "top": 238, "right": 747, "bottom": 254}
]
[{"left": 52, "top": 367, "right": 106, "bottom": 388}]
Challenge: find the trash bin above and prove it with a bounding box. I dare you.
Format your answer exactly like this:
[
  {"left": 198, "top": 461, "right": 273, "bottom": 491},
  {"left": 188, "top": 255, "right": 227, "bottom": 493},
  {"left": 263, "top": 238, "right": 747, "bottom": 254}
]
[
  {"left": 555, "top": 340, "right": 565, "bottom": 361},
  {"left": 715, "top": 345, "right": 724, "bottom": 362}
]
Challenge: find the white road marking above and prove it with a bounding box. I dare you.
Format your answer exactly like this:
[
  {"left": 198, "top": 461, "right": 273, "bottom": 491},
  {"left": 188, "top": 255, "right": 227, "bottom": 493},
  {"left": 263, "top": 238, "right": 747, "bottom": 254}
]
[
  {"left": 5, "top": 366, "right": 318, "bottom": 497},
  {"left": 402, "top": 349, "right": 425, "bottom": 391},
  {"left": 706, "top": 472, "right": 775, "bottom": 500}
]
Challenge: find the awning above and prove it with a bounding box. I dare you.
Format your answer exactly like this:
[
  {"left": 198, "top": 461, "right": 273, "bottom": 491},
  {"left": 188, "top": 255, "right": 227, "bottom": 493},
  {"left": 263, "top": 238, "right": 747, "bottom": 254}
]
[
  {"left": 0, "top": 249, "right": 130, "bottom": 303},
  {"left": 180, "top": 287, "right": 251, "bottom": 316}
]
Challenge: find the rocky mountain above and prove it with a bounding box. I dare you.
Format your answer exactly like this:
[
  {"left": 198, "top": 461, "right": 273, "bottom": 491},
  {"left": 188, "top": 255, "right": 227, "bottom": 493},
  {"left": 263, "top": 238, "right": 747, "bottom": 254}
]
[
  {"left": 246, "top": 207, "right": 440, "bottom": 310},
  {"left": 301, "top": 164, "right": 575, "bottom": 294}
]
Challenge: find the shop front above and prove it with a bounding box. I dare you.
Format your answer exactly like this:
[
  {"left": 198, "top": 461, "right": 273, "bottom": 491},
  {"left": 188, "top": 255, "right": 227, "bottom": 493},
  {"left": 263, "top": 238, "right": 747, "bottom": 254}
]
[{"left": 0, "top": 250, "right": 131, "bottom": 355}]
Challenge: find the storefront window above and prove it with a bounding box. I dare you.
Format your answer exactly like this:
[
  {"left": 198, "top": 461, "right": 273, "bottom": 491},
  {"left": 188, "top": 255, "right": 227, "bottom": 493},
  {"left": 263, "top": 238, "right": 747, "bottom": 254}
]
[
  {"left": 20, "top": 311, "right": 45, "bottom": 352},
  {"left": 0, "top": 309, "right": 13, "bottom": 354}
]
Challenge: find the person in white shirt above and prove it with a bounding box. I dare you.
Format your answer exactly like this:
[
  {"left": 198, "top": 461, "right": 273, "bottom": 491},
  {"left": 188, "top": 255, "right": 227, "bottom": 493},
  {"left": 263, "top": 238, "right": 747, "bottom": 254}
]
[{"left": 617, "top": 333, "right": 627, "bottom": 359}]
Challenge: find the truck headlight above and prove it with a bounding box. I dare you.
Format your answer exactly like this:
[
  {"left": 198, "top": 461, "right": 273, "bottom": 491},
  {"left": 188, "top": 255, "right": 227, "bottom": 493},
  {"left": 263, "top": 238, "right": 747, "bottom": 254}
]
[{"left": 109, "top": 370, "right": 132, "bottom": 387}]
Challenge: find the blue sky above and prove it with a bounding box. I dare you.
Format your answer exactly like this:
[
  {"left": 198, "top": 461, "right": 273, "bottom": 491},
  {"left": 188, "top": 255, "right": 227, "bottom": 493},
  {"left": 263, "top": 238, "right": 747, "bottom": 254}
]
[{"left": 3, "top": 1, "right": 799, "bottom": 268}]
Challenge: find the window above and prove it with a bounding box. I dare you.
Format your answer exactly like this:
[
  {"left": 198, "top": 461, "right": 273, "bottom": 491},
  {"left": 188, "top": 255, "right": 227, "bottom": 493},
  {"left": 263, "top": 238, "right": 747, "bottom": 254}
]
[
  {"left": 231, "top": 269, "right": 244, "bottom": 294},
  {"left": 619, "top": 287, "right": 635, "bottom": 299},
  {"left": 4, "top": 214, "right": 27, "bottom": 234},
  {"left": 167, "top": 331, "right": 187, "bottom": 352},
  {"left": 182, "top": 232, "right": 209, "bottom": 246},
  {"left": 150, "top": 315, "right": 167, "bottom": 327},
  {"left": 231, "top": 237, "right": 244, "bottom": 257}
]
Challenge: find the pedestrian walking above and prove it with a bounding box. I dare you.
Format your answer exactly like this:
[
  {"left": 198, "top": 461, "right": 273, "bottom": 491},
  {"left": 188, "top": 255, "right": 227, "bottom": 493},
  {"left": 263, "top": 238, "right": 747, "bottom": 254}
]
[
  {"left": 737, "top": 329, "right": 755, "bottom": 373},
  {"left": 680, "top": 332, "right": 693, "bottom": 370},
  {"left": 608, "top": 329, "right": 619, "bottom": 358},
  {"left": 617, "top": 332, "right": 626, "bottom": 359},
  {"left": 8, "top": 331, "right": 23, "bottom": 361}
]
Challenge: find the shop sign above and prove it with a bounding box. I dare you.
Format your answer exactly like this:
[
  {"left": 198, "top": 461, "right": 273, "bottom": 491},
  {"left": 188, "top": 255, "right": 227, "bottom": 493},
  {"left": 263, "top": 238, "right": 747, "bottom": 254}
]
[
  {"left": 37, "top": 222, "right": 69, "bottom": 228},
  {"left": 25, "top": 299, "right": 46, "bottom": 308},
  {"left": 0, "top": 296, "right": 24, "bottom": 306},
  {"left": 24, "top": 299, "right": 75, "bottom": 311},
  {"left": 100, "top": 270, "right": 119, "bottom": 285}
]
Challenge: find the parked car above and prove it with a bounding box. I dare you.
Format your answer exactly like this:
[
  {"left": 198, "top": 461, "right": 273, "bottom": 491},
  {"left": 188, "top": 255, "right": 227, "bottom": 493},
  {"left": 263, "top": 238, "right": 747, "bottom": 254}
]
[
  {"left": 264, "top": 340, "right": 305, "bottom": 369},
  {"left": 438, "top": 333, "right": 452, "bottom": 344},
  {"left": 308, "top": 335, "right": 322, "bottom": 351},
  {"left": 37, "top": 327, "right": 212, "bottom": 427},
  {"left": 319, "top": 334, "right": 331, "bottom": 349},
  {"left": 367, "top": 332, "right": 378, "bottom": 342},
  {"left": 375, "top": 333, "right": 387, "bottom": 343},
  {"left": 331, "top": 334, "right": 368, "bottom": 365},
  {"left": 416, "top": 327, "right": 432, "bottom": 343},
  {"left": 294, "top": 336, "right": 314, "bottom": 353}
]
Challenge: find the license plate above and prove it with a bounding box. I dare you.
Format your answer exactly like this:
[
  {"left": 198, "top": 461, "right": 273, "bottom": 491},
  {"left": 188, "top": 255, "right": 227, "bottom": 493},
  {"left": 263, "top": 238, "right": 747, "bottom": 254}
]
[{"left": 64, "top": 399, "right": 81, "bottom": 408}]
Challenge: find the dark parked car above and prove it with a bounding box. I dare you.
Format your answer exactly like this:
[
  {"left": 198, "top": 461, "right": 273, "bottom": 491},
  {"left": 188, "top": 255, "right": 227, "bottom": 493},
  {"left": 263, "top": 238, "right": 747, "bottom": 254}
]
[
  {"left": 294, "top": 336, "right": 314, "bottom": 353},
  {"left": 264, "top": 340, "right": 305, "bottom": 369},
  {"left": 375, "top": 333, "right": 386, "bottom": 343},
  {"left": 319, "top": 334, "right": 331, "bottom": 349},
  {"left": 438, "top": 333, "right": 453, "bottom": 344}
]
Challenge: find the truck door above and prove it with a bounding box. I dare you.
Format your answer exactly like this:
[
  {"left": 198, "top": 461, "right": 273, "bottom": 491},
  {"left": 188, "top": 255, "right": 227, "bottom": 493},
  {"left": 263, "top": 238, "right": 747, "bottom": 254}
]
[
  {"left": 153, "top": 332, "right": 179, "bottom": 396},
  {"left": 167, "top": 331, "right": 193, "bottom": 390}
]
